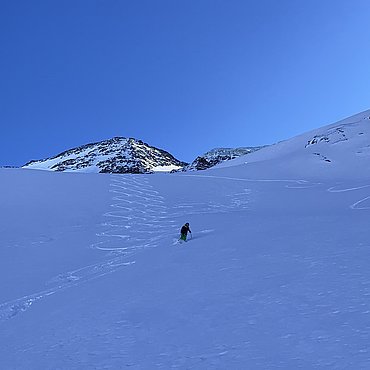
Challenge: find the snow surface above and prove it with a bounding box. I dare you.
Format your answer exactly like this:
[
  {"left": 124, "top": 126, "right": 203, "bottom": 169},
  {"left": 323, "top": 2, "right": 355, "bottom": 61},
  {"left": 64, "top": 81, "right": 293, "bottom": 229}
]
[
  {"left": 152, "top": 165, "right": 182, "bottom": 172},
  {"left": 217, "top": 109, "right": 370, "bottom": 179},
  {"left": 2, "top": 111, "right": 370, "bottom": 368}
]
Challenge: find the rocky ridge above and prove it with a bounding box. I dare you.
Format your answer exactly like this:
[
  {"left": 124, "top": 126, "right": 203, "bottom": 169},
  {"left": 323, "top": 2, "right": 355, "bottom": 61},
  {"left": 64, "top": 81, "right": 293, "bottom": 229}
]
[
  {"left": 23, "top": 137, "right": 188, "bottom": 174},
  {"left": 183, "top": 147, "right": 266, "bottom": 171},
  {"left": 23, "top": 137, "right": 266, "bottom": 174}
]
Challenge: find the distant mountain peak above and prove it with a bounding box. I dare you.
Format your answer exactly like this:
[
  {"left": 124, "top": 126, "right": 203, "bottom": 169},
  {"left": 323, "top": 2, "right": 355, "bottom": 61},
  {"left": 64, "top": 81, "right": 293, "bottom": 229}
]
[
  {"left": 183, "top": 146, "right": 266, "bottom": 171},
  {"left": 23, "top": 137, "right": 188, "bottom": 174}
]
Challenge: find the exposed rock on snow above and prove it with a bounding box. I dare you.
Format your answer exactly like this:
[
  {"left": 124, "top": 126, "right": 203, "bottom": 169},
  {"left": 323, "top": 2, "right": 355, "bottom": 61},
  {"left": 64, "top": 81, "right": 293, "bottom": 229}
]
[
  {"left": 305, "top": 127, "right": 348, "bottom": 148},
  {"left": 216, "top": 109, "right": 370, "bottom": 179},
  {"left": 23, "top": 137, "right": 188, "bottom": 174},
  {"left": 183, "top": 147, "right": 265, "bottom": 171},
  {"left": 22, "top": 137, "right": 266, "bottom": 174}
]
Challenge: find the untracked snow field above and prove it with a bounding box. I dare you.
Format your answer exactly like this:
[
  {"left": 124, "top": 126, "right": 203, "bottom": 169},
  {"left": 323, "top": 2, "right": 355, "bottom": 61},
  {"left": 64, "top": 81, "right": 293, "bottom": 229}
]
[{"left": 1, "top": 165, "right": 370, "bottom": 369}]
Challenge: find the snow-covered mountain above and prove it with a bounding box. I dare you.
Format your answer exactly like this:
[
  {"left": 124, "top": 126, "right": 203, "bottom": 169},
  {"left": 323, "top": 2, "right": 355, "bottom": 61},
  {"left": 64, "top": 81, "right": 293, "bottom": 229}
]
[
  {"left": 23, "top": 137, "right": 188, "bottom": 174},
  {"left": 217, "top": 109, "right": 370, "bottom": 179},
  {"left": 183, "top": 146, "right": 265, "bottom": 171},
  {"left": 2, "top": 110, "right": 370, "bottom": 369},
  {"left": 22, "top": 137, "right": 268, "bottom": 174}
]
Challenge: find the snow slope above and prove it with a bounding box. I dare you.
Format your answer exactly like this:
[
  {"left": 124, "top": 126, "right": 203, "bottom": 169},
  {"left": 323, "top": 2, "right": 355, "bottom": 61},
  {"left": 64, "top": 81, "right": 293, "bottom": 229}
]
[
  {"left": 1, "top": 111, "right": 370, "bottom": 368},
  {"left": 217, "top": 109, "right": 370, "bottom": 180}
]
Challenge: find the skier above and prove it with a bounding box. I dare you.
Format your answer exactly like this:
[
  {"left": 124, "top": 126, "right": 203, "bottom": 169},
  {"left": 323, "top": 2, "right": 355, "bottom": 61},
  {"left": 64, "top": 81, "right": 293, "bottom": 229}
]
[{"left": 180, "top": 222, "right": 192, "bottom": 242}]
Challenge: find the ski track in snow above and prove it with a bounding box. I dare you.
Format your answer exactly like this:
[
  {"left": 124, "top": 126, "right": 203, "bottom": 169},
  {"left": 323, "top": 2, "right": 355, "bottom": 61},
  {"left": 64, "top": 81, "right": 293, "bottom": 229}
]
[
  {"left": 184, "top": 174, "right": 323, "bottom": 189},
  {"left": 327, "top": 184, "right": 370, "bottom": 210},
  {"left": 350, "top": 196, "right": 370, "bottom": 210},
  {"left": 0, "top": 173, "right": 253, "bottom": 322},
  {"left": 187, "top": 174, "right": 370, "bottom": 211},
  {"left": 0, "top": 260, "right": 136, "bottom": 322},
  {"left": 169, "top": 174, "right": 310, "bottom": 218},
  {"left": 0, "top": 175, "right": 176, "bottom": 323},
  {"left": 183, "top": 174, "right": 310, "bottom": 183},
  {"left": 3, "top": 173, "right": 365, "bottom": 323},
  {"left": 92, "top": 174, "right": 178, "bottom": 252}
]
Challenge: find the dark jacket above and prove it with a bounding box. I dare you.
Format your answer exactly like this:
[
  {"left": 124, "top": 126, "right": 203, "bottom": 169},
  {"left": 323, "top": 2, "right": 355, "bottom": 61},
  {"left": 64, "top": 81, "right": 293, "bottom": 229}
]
[{"left": 181, "top": 225, "right": 191, "bottom": 235}]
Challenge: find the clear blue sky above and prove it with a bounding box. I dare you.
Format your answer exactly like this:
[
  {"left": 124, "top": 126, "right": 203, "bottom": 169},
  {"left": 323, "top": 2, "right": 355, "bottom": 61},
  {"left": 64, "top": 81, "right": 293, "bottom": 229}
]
[{"left": 1, "top": 0, "right": 370, "bottom": 166}]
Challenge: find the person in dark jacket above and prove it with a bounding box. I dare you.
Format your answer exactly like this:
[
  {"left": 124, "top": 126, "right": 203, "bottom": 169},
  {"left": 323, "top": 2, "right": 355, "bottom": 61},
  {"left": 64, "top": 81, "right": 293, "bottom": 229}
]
[{"left": 180, "top": 222, "right": 191, "bottom": 241}]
